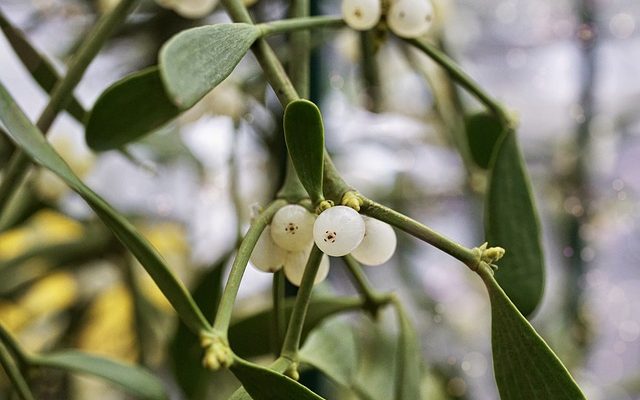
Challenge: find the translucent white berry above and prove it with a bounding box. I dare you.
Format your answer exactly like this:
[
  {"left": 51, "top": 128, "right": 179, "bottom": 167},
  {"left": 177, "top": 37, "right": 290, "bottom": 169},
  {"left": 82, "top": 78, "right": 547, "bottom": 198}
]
[
  {"left": 313, "top": 206, "right": 365, "bottom": 257},
  {"left": 250, "top": 227, "right": 286, "bottom": 272},
  {"left": 342, "top": 0, "right": 381, "bottom": 31},
  {"left": 270, "top": 205, "right": 315, "bottom": 252},
  {"left": 156, "top": 0, "right": 218, "bottom": 19},
  {"left": 284, "top": 251, "right": 330, "bottom": 287},
  {"left": 351, "top": 216, "right": 397, "bottom": 266},
  {"left": 387, "top": 0, "right": 434, "bottom": 39}
]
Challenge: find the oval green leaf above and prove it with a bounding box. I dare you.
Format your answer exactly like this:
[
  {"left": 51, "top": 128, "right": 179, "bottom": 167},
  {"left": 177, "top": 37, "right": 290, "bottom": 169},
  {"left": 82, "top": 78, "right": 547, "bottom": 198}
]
[
  {"left": 353, "top": 320, "right": 397, "bottom": 400},
  {"left": 229, "top": 296, "right": 363, "bottom": 359},
  {"left": 485, "top": 130, "right": 544, "bottom": 317},
  {"left": 283, "top": 99, "right": 325, "bottom": 204},
  {"left": 299, "top": 319, "right": 358, "bottom": 387},
  {"left": 477, "top": 266, "right": 586, "bottom": 400},
  {"left": 0, "top": 82, "right": 210, "bottom": 335},
  {"left": 85, "top": 67, "right": 181, "bottom": 151},
  {"left": 31, "top": 351, "right": 167, "bottom": 400},
  {"left": 0, "top": 11, "right": 87, "bottom": 123},
  {"left": 230, "top": 357, "right": 325, "bottom": 400},
  {"left": 464, "top": 112, "right": 503, "bottom": 169},
  {"left": 159, "top": 23, "right": 260, "bottom": 109}
]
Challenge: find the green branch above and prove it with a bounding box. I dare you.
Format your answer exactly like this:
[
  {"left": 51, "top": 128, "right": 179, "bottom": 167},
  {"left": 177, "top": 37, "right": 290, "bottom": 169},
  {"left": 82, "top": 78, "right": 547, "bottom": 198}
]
[
  {"left": 280, "top": 245, "right": 323, "bottom": 364},
  {"left": 0, "top": 343, "right": 34, "bottom": 400},
  {"left": 406, "top": 38, "right": 511, "bottom": 127},
  {"left": 342, "top": 255, "right": 391, "bottom": 316},
  {"left": 360, "top": 196, "right": 479, "bottom": 268},
  {"left": 0, "top": 0, "right": 139, "bottom": 217},
  {"left": 258, "top": 16, "right": 344, "bottom": 37},
  {"left": 271, "top": 271, "right": 286, "bottom": 356},
  {"left": 212, "top": 199, "right": 287, "bottom": 336},
  {"left": 0, "top": 324, "right": 28, "bottom": 367}
]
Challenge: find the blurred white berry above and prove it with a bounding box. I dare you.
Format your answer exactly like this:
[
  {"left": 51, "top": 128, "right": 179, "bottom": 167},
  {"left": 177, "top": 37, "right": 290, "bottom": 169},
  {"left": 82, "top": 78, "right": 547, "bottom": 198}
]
[
  {"left": 342, "top": 0, "right": 381, "bottom": 31},
  {"left": 284, "top": 250, "right": 330, "bottom": 287},
  {"left": 155, "top": 0, "right": 218, "bottom": 19},
  {"left": 351, "top": 216, "right": 397, "bottom": 265},
  {"left": 249, "top": 227, "right": 286, "bottom": 272},
  {"left": 387, "top": 0, "right": 434, "bottom": 38},
  {"left": 313, "top": 206, "right": 365, "bottom": 257},
  {"left": 270, "top": 205, "right": 315, "bottom": 252}
]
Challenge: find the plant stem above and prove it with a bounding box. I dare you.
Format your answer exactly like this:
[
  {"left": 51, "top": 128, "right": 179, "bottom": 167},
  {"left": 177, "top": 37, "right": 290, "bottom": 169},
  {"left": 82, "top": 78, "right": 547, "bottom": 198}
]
[
  {"left": 222, "top": 0, "right": 353, "bottom": 204},
  {"left": 257, "top": 16, "right": 344, "bottom": 37},
  {"left": 360, "top": 30, "right": 382, "bottom": 112},
  {"left": 271, "top": 270, "right": 286, "bottom": 356},
  {"left": 342, "top": 255, "right": 391, "bottom": 316},
  {"left": 0, "top": 324, "right": 28, "bottom": 367},
  {"left": 0, "top": 0, "right": 138, "bottom": 218},
  {"left": 212, "top": 199, "right": 287, "bottom": 336},
  {"left": 280, "top": 245, "right": 323, "bottom": 360},
  {"left": 289, "top": 0, "right": 311, "bottom": 99},
  {"left": 406, "top": 38, "right": 511, "bottom": 127},
  {"left": 0, "top": 343, "right": 34, "bottom": 400},
  {"left": 276, "top": 157, "right": 308, "bottom": 202},
  {"left": 360, "top": 197, "right": 478, "bottom": 268}
]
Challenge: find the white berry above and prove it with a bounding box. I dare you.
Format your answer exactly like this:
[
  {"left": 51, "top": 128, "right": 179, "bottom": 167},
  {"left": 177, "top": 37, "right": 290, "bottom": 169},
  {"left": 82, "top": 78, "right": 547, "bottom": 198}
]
[
  {"left": 387, "top": 0, "right": 434, "bottom": 39},
  {"left": 313, "top": 206, "right": 365, "bottom": 257},
  {"left": 341, "top": 0, "right": 381, "bottom": 31},
  {"left": 250, "top": 227, "right": 286, "bottom": 272},
  {"left": 270, "top": 205, "right": 315, "bottom": 252},
  {"left": 351, "top": 216, "right": 397, "bottom": 266},
  {"left": 284, "top": 251, "right": 330, "bottom": 287}
]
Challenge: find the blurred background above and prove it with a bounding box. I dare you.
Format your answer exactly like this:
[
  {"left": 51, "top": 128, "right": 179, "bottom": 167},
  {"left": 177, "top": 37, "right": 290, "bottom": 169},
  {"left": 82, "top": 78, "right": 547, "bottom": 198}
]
[{"left": 0, "top": 0, "right": 639, "bottom": 399}]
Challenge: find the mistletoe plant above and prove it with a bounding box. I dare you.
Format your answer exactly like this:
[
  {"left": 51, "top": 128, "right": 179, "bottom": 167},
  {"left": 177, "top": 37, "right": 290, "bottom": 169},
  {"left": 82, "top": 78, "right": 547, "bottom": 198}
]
[{"left": 0, "top": 0, "right": 586, "bottom": 399}]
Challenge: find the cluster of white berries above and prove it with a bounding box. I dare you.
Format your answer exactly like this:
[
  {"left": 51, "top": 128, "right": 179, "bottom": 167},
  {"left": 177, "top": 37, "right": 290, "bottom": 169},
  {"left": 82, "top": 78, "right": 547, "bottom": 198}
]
[
  {"left": 250, "top": 204, "right": 397, "bottom": 286},
  {"left": 341, "top": 0, "right": 434, "bottom": 38}
]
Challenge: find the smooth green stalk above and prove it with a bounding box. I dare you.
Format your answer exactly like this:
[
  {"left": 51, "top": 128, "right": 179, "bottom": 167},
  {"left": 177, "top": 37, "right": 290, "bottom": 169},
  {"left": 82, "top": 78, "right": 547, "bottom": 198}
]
[
  {"left": 360, "top": 30, "right": 383, "bottom": 112},
  {"left": 390, "top": 296, "right": 414, "bottom": 400},
  {"left": 122, "top": 258, "right": 151, "bottom": 366},
  {"left": 222, "top": 0, "right": 352, "bottom": 205},
  {"left": 212, "top": 199, "right": 287, "bottom": 336},
  {"left": 0, "top": 0, "right": 138, "bottom": 217},
  {"left": 222, "top": 0, "right": 298, "bottom": 105},
  {"left": 289, "top": 0, "right": 311, "bottom": 99},
  {"left": 0, "top": 324, "right": 28, "bottom": 367},
  {"left": 271, "top": 271, "right": 286, "bottom": 356},
  {"left": 360, "top": 196, "right": 478, "bottom": 268},
  {"left": 276, "top": 157, "right": 308, "bottom": 202},
  {"left": 342, "top": 255, "right": 391, "bottom": 316},
  {"left": 402, "top": 43, "right": 475, "bottom": 174},
  {"left": 280, "top": 245, "right": 323, "bottom": 361},
  {"left": 0, "top": 343, "right": 34, "bottom": 400},
  {"left": 257, "top": 16, "right": 344, "bottom": 37},
  {"left": 406, "top": 38, "right": 511, "bottom": 127}
]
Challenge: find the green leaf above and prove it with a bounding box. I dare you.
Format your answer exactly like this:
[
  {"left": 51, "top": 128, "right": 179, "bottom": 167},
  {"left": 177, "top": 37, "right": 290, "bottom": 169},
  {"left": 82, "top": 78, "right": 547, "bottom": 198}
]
[
  {"left": 85, "top": 67, "right": 181, "bottom": 151},
  {"left": 283, "top": 99, "right": 325, "bottom": 203},
  {"left": 485, "top": 130, "right": 544, "bottom": 317},
  {"left": 170, "top": 254, "right": 229, "bottom": 399},
  {"left": 299, "top": 319, "right": 358, "bottom": 387},
  {"left": 0, "top": 81, "right": 210, "bottom": 335},
  {"left": 394, "top": 303, "right": 422, "bottom": 400},
  {"left": 0, "top": 10, "right": 86, "bottom": 123},
  {"left": 230, "top": 357, "right": 325, "bottom": 400},
  {"left": 352, "top": 320, "right": 397, "bottom": 400},
  {"left": 464, "top": 112, "right": 503, "bottom": 169},
  {"left": 229, "top": 296, "right": 362, "bottom": 359},
  {"left": 477, "top": 266, "right": 586, "bottom": 400},
  {"left": 159, "top": 23, "right": 260, "bottom": 108},
  {"left": 31, "top": 351, "right": 167, "bottom": 400}
]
